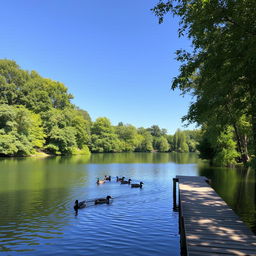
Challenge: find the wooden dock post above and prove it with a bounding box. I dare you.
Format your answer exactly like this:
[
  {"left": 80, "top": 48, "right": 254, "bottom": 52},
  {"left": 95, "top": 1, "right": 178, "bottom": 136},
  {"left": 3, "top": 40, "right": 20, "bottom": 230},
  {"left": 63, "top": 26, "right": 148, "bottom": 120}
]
[{"left": 173, "top": 177, "right": 178, "bottom": 210}]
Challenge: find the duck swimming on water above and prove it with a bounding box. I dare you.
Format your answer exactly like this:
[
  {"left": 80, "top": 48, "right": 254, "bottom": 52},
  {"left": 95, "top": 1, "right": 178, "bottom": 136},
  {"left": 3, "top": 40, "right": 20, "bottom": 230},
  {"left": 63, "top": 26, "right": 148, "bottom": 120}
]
[
  {"left": 74, "top": 200, "right": 86, "bottom": 211},
  {"left": 116, "top": 176, "right": 125, "bottom": 182},
  {"left": 95, "top": 196, "right": 112, "bottom": 205},
  {"left": 104, "top": 175, "right": 111, "bottom": 181},
  {"left": 96, "top": 178, "right": 105, "bottom": 185},
  {"left": 131, "top": 182, "right": 144, "bottom": 188},
  {"left": 121, "top": 179, "right": 132, "bottom": 184}
]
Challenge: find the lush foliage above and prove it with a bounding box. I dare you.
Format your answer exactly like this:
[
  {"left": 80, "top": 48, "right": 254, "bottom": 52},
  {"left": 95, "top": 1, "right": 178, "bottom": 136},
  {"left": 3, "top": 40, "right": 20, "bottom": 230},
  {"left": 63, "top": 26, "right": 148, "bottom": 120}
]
[
  {"left": 152, "top": 0, "right": 256, "bottom": 166},
  {"left": 0, "top": 104, "right": 44, "bottom": 156},
  {"left": 0, "top": 59, "right": 90, "bottom": 156},
  {"left": 0, "top": 59, "right": 200, "bottom": 156}
]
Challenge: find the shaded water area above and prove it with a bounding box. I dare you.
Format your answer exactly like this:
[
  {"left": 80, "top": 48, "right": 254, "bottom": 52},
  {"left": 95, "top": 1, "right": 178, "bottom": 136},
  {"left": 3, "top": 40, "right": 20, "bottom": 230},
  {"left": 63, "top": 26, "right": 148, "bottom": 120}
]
[{"left": 0, "top": 153, "right": 255, "bottom": 255}]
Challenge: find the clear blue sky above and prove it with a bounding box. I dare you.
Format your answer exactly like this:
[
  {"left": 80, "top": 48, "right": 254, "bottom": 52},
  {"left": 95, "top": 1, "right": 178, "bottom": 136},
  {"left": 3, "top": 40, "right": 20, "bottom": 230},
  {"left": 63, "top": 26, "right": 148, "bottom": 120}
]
[{"left": 0, "top": 0, "right": 195, "bottom": 134}]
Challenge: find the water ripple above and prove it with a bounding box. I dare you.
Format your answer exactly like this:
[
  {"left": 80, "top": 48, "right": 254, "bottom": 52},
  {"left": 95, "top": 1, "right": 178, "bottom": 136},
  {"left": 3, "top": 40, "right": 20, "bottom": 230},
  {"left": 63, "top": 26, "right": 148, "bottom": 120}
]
[{"left": 0, "top": 160, "right": 181, "bottom": 256}]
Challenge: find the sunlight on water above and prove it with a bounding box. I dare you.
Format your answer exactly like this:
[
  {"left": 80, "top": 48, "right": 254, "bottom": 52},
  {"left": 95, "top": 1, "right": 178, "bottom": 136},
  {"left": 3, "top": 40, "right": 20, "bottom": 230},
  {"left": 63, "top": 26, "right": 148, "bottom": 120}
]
[{"left": 0, "top": 153, "right": 255, "bottom": 255}]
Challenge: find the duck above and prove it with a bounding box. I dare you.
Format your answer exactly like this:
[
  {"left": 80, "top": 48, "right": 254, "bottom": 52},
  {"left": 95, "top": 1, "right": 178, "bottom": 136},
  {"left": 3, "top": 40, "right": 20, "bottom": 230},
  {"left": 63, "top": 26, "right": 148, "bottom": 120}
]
[
  {"left": 95, "top": 195, "right": 112, "bottom": 205},
  {"left": 104, "top": 175, "right": 111, "bottom": 181},
  {"left": 96, "top": 178, "right": 105, "bottom": 185},
  {"left": 116, "top": 176, "right": 125, "bottom": 182},
  {"left": 74, "top": 200, "right": 86, "bottom": 211},
  {"left": 131, "top": 182, "right": 144, "bottom": 188},
  {"left": 121, "top": 178, "right": 132, "bottom": 184}
]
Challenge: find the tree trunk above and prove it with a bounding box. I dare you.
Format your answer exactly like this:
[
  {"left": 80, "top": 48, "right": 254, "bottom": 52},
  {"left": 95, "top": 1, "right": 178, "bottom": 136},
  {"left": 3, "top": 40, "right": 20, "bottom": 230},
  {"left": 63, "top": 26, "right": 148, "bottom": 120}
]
[
  {"left": 233, "top": 124, "right": 243, "bottom": 160},
  {"left": 251, "top": 112, "right": 256, "bottom": 155},
  {"left": 233, "top": 123, "right": 249, "bottom": 164},
  {"left": 249, "top": 82, "right": 256, "bottom": 156},
  {"left": 241, "top": 134, "right": 250, "bottom": 163}
]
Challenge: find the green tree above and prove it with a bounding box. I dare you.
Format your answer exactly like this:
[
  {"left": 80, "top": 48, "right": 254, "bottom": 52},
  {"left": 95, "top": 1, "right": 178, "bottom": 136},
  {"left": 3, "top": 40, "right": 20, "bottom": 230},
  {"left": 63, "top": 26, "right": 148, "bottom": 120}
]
[
  {"left": 115, "top": 124, "right": 140, "bottom": 151},
  {"left": 198, "top": 125, "right": 239, "bottom": 167},
  {"left": 0, "top": 105, "right": 45, "bottom": 156},
  {"left": 90, "top": 117, "right": 121, "bottom": 152},
  {"left": 152, "top": 0, "right": 256, "bottom": 163},
  {"left": 167, "top": 134, "right": 174, "bottom": 151},
  {"left": 0, "top": 60, "right": 30, "bottom": 105},
  {"left": 213, "top": 127, "right": 239, "bottom": 167},
  {"left": 0, "top": 60, "right": 73, "bottom": 112},
  {"left": 42, "top": 108, "right": 90, "bottom": 155},
  {"left": 154, "top": 136, "right": 170, "bottom": 152},
  {"left": 76, "top": 107, "right": 92, "bottom": 123},
  {"left": 147, "top": 125, "right": 162, "bottom": 137},
  {"left": 173, "top": 129, "right": 189, "bottom": 153},
  {"left": 184, "top": 130, "right": 202, "bottom": 152},
  {"left": 21, "top": 75, "right": 73, "bottom": 113},
  {"left": 136, "top": 128, "right": 153, "bottom": 152}
]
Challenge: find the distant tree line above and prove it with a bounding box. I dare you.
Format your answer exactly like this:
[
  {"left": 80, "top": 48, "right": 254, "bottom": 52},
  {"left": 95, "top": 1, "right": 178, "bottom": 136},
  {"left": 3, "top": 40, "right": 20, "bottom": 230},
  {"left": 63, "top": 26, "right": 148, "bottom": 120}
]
[{"left": 0, "top": 59, "right": 200, "bottom": 157}]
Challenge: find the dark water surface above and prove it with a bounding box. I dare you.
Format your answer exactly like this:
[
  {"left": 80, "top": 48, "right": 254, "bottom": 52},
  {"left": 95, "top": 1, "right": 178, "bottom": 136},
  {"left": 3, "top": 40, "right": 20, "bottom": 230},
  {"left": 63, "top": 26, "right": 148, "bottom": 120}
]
[{"left": 0, "top": 153, "right": 255, "bottom": 255}]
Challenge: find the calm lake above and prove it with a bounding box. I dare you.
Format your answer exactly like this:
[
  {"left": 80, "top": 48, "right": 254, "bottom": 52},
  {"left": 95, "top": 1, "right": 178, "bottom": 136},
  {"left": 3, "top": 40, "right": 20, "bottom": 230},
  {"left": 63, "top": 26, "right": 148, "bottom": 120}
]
[{"left": 0, "top": 153, "right": 255, "bottom": 256}]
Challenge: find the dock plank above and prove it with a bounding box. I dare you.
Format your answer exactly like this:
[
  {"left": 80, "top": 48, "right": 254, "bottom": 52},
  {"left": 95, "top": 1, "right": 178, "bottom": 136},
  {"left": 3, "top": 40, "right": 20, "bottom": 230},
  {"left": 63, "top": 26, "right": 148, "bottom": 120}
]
[{"left": 176, "top": 175, "right": 256, "bottom": 256}]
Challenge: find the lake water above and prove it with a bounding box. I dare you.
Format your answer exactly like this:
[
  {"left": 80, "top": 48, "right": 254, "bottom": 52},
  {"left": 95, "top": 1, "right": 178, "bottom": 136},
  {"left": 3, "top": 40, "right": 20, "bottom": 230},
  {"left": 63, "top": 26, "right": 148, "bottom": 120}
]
[{"left": 0, "top": 153, "right": 255, "bottom": 256}]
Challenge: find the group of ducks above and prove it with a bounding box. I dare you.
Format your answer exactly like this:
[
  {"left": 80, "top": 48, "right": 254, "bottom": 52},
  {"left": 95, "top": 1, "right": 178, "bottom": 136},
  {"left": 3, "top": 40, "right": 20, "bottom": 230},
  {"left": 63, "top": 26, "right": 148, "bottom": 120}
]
[
  {"left": 97, "top": 176, "right": 144, "bottom": 188},
  {"left": 74, "top": 175, "right": 144, "bottom": 212}
]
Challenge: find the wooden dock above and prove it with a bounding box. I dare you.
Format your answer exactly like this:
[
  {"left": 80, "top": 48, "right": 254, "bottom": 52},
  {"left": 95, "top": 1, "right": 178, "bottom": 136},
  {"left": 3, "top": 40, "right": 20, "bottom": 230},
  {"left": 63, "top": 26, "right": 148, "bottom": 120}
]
[{"left": 173, "top": 175, "right": 256, "bottom": 256}]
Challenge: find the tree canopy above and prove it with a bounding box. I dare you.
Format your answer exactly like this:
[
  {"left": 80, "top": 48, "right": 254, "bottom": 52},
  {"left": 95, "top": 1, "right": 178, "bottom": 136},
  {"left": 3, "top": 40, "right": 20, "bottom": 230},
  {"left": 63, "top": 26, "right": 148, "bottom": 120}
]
[
  {"left": 0, "top": 59, "right": 200, "bottom": 157},
  {"left": 152, "top": 0, "right": 256, "bottom": 166},
  {"left": 0, "top": 59, "right": 90, "bottom": 156}
]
